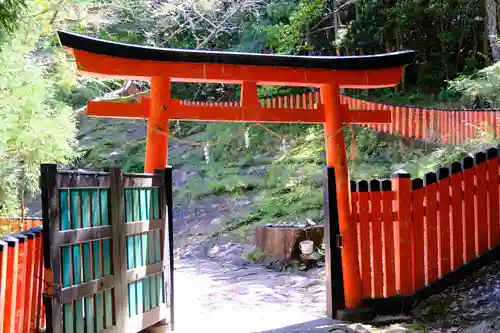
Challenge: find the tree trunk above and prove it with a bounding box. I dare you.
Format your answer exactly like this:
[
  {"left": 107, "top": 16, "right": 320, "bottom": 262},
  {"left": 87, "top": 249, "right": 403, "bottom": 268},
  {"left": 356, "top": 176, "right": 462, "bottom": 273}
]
[
  {"left": 334, "top": 0, "right": 340, "bottom": 56},
  {"left": 305, "top": 22, "right": 312, "bottom": 55},
  {"left": 485, "top": 0, "right": 500, "bottom": 62}
]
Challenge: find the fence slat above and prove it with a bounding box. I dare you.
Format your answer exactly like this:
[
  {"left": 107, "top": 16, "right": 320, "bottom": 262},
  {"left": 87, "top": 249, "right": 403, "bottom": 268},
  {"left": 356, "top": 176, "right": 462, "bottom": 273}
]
[
  {"left": 0, "top": 240, "right": 7, "bottom": 332},
  {"left": 393, "top": 173, "right": 413, "bottom": 296},
  {"left": 23, "top": 232, "right": 35, "bottom": 333},
  {"left": 4, "top": 236, "right": 19, "bottom": 333},
  {"left": 369, "top": 180, "right": 384, "bottom": 298},
  {"left": 460, "top": 157, "right": 476, "bottom": 262},
  {"left": 357, "top": 181, "right": 372, "bottom": 298},
  {"left": 450, "top": 163, "right": 464, "bottom": 268},
  {"left": 424, "top": 173, "right": 439, "bottom": 285},
  {"left": 381, "top": 180, "right": 396, "bottom": 297},
  {"left": 14, "top": 234, "right": 27, "bottom": 333},
  {"left": 487, "top": 148, "right": 500, "bottom": 249},
  {"left": 411, "top": 179, "right": 425, "bottom": 290},
  {"left": 475, "top": 152, "right": 488, "bottom": 255},
  {"left": 437, "top": 168, "right": 451, "bottom": 277}
]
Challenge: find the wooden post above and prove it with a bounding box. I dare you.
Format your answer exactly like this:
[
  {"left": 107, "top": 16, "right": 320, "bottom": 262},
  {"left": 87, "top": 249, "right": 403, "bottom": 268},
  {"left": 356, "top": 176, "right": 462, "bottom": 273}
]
[
  {"left": 154, "top": 167, "right": 175, "bottom": 331},
  {"left": 323, "top": 167, "right": 346, "bottom": 318},
  {"left": 145, "top": 77, "right": 170, "bottom": 173},
  {"left": 109, "top": 168, "right": 126, "bottom": 333},
  {"left": 321, "top": 84, "right": 363, "bottom": 310},
  {"left": 41, "top": 163, "right": 62, "bottom": 333}
]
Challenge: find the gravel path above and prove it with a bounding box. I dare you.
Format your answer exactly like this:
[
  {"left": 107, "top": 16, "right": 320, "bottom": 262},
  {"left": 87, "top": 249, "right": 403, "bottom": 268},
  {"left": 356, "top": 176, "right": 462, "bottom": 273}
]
[{"left": 173, "top": 258, "right": 336, "bottom": 333}]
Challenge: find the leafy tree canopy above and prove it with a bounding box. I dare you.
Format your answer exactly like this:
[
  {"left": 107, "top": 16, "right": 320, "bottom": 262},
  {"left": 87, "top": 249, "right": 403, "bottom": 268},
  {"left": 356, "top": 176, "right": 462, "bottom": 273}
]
[{"left": 0, "top": 0, "right": 78, "bottom": 215}]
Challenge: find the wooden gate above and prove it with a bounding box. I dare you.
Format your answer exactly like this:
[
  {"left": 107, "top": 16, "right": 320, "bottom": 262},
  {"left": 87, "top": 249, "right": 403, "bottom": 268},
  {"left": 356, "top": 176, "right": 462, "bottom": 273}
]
[{"left": 41, "top": 164, "right": 174, "bottom": 333}]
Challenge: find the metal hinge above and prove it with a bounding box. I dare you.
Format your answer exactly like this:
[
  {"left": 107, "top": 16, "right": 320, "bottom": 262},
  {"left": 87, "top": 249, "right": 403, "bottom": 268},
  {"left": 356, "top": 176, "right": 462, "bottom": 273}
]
[{"left": 336, "top": 234, "right": 344, "bottom": 249}]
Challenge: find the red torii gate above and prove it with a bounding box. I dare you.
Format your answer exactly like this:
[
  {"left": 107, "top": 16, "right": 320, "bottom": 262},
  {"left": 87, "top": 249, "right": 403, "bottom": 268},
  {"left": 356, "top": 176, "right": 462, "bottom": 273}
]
[{"left": 58, "top": 31, "right": 415, "bottom": 318}]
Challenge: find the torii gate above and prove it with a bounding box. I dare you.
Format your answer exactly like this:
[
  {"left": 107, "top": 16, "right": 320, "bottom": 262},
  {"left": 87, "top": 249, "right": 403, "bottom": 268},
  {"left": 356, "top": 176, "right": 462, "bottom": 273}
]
[{"left": 58, "top": 31, "right": 415, "bottom": 319}]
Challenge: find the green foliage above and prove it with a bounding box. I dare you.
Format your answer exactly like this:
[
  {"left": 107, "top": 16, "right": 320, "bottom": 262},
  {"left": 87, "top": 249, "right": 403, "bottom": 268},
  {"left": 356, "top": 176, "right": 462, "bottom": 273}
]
[
  {"left": 0, "top": 0, "right": 27, "bottom": 33},
  {"left": 266, "top": 0, "right": 324, "bottom": 54},
  {"left": 0, "top": 0, "right": 78, "bottom": 215},
  {"left": 449, "top": 61, "right": 500, "bottom": 108},
  {"left": 343, "top": 0, "right": 486, "bottom": 89}
]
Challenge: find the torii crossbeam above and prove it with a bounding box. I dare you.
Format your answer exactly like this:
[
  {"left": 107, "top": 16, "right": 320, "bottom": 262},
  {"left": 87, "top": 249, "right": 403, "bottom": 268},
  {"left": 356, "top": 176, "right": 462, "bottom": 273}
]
[{"left": 58, "top": 30, "right": 415, "bottom": 318}]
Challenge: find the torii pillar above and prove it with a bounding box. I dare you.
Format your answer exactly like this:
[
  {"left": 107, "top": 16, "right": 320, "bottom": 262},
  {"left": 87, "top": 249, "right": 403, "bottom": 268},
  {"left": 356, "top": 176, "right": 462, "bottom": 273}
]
[{"left": 57, "top": 30, "right": 415, "bottom": 319}]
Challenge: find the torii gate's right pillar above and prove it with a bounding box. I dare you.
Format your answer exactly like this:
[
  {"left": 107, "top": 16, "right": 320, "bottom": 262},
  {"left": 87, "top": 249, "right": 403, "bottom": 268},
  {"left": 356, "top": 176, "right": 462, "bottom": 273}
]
[{"left": 322, "top": 84, "right": 364, "bottom": 311}]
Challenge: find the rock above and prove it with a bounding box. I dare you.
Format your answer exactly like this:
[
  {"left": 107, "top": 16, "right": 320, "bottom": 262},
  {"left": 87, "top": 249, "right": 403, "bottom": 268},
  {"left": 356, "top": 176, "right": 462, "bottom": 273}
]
[{"left": 232, "top": 258, "right": 250, "bottom": 266}]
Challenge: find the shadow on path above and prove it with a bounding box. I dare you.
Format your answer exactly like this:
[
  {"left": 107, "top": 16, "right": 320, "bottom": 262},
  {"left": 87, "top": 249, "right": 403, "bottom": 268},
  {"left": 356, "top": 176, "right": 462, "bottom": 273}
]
[{"left": 251, "top": 318, "right": 350, "bottom": 333}]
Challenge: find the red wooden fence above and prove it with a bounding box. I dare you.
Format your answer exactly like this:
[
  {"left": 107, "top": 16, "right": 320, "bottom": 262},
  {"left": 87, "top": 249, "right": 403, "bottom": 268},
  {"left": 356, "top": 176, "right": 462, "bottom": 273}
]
[
  {"left": 234, "top": 92, "right": 499, "bottom": 144},
  {"left": 350, "top": 146, "right": 500, "bottom": 300},
  {"left": 0, "top": 217, "right": 42, "bottom": 233},
  {"left": 339, "top": 96, "right": 500, "bottom": 144},
  {"left": 0, "top": 226, "right": 45, "bottom": 333},
  {"left": 187, "top": 93, "right": 499, "bottom": 144}
]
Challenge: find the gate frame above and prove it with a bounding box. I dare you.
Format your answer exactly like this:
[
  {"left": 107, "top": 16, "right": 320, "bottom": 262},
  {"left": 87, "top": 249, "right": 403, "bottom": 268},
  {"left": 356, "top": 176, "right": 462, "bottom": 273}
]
[{"left": 41, "top": 164, "right": 174, "bottom": 333}]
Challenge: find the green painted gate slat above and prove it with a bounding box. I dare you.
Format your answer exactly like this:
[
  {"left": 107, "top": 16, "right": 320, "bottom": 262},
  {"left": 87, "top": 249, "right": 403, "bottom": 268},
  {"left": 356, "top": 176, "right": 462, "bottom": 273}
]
[
  {"left": 129, "top": 282, "right": 137, "bottom": 317},
  {"left": 152, "top": 188, "right": 159, "bottom": 219},
  {"left": 70, "top": 190, "right": 80, "bottom": 229},
  {"left": 60, "top": 190, "right": 70, "bottom": 230},
  {"left": 158, "top": 273, "right": 164, "bottom": 304},
  {"left": 100, "top": 190, "right": 109, "bottom": 226},
  {"left": 125, "top": 189, "right": 132, "bottom": 223},
  {"left": 82, "top": 243, "right": 92, "bottom": 282},
  {"left": 144, "top": 276, "right": 151, "bottom": 312},
  {"left": 91, "top": 190, "right": 99, "bottom": 227},
  {"left": 150, "top": 275, "right": 157, "bottom": 309},
  {"left": 62, "top": 246, "right": 72, "bottom": 288},
  {"left": 137, "top": 280, "right": 144, "bottom": 314},
  {"left": 133, "top": 190, "right": 140, "bottom": 222},
  {"left": 94, "top": 292, "right": 104, "bottom": 332},
  {"left": 140, "top": 189, "right": 148, "bottom": 221},
  {"left": 104, "top": 290, "right": 113, "bottom": 328},
  {"left": 84, "top": 295, "right": 94, "bottom": 333},
  {"left": 75, "top": 298, "right": 85, "bottom": 333},
  {"left": 72, "top": 244, "right": 82, "bottom": 285},
  {"left": 102, "top": 239, "right": 111, "bottom": 276},
  {"left": 63, "top": 302, "right": 74, "bottom": 333},
  {"left": 154, "top": 230, "right": 161, "bottom": 263},
  {"left": 92, "top": 241, "right": 101, "bottom": 280},
  {"left": 145, "top": 189, "right": 151, "bottom": 220},
  {"left": 82, "top": 190, "right": 90, "bottom": 228}
]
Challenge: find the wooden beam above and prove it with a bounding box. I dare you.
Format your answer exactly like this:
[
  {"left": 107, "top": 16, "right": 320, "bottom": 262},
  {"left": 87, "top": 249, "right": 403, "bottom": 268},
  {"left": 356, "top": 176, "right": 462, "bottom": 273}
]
[
  {"left": 73, "top": 50, "right": 406, "bottom": 88},
  {"left": 87, "top": 100, "right": 149, "bottom": 119},
  {"left": 86, "top": 100, "right": 391, "bottom": 124}
]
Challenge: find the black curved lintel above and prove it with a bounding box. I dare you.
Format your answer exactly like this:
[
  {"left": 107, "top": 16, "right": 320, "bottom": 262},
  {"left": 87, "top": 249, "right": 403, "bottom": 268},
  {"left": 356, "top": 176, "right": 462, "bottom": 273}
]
[{"left": 57, "top": 31, "right": 416, "bottom": 71}]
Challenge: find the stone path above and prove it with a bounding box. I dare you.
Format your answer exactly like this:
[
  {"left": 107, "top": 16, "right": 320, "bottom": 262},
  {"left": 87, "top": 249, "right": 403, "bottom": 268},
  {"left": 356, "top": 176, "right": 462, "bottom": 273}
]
[{"left": 173, "top": 258, "right": 337, "bottom": 333}]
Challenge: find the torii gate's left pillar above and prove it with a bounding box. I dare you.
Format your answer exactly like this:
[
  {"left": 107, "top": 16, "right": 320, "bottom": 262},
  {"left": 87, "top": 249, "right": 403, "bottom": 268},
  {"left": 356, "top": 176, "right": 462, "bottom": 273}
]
[{"left": 145, "top": 77, "right": 170, "bottom": 173}]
